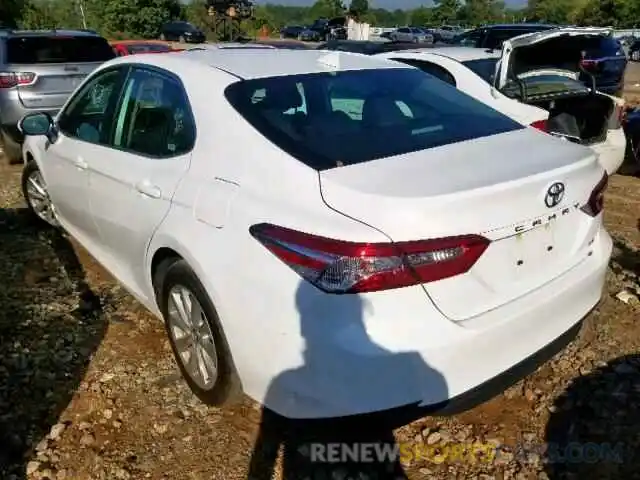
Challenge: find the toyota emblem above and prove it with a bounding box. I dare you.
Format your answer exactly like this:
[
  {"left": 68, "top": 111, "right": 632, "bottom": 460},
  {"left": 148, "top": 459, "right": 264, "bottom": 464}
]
[{"left": 545, "top": 182, "right": 565, "bottom": 208}]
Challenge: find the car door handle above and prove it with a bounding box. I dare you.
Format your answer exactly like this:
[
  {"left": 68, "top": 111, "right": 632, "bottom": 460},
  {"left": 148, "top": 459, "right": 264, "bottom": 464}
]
[
  {"left": 135, "top": 180, "right": 162, "bottom": 199},
  {"left": 74, "top": 157, "right": 88, "bottom": 170}
]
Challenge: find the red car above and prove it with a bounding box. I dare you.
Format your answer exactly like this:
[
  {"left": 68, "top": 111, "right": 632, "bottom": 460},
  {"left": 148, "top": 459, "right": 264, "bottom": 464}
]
[{"left": 110, "top": 40, "right": 182, "bottom": 56}]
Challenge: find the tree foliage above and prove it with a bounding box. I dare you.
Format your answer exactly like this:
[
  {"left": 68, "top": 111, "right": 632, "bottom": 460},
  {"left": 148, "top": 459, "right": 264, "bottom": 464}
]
[{"left": 3, "top": 0, "right": 640, "bottom": 42}]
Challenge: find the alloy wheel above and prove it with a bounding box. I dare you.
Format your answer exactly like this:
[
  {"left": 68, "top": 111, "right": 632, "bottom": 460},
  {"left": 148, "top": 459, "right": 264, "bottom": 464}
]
[
  {"left": 167, "top": 285, "right": 218, "bottom": 390},
  {"left": 25, "top": 169, "right": 59, "bottom": 227}
]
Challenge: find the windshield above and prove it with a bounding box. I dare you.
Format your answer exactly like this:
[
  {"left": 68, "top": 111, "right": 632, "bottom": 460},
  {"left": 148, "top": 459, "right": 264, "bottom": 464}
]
[
  {"left": 462, "top": 58, "right": 499, "bottom": 83},
  {"left": 7, "top": 36, "right": 115, "bottom": 63},
  {"left": 225, "top": 68, "right": 523, "bottom": 171}
]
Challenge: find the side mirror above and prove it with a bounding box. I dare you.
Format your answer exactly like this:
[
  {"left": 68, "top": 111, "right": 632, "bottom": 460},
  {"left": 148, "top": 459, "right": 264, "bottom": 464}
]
[{"left": 18, "top": 112, "right": 53, "bottom": 136}]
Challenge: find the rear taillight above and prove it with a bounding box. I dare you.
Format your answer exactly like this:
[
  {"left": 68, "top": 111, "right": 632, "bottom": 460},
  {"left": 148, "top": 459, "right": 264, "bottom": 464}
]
[
  {"left": 581, "top": 172, "right": 608, "bottom": 217},
  {"left": 250, "top": 223, "right": 490, "bottom": 294},
  {"left": 0, "top": 72, "right": 36, "bottom": 88},
  {"left": 580, "top": 59, "right": 599, "bottom": 70},
  {"left": 530, "top": 119, "right": 548, "bottom": 132}
]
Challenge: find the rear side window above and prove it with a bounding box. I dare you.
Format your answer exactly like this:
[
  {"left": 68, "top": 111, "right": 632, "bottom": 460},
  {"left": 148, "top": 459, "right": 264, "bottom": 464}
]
[
  {"left": 462, "top": 58, "right": 499, "bottom": 83},
  {"left": 225, "top": 68, "right": 523, "bottom": 171},
  {"left": 391, "top": 58, "right": 457, "bottom": 86},
  {"left": 112, "top": 68, "right": 195, "bottom": 157},
  {"left": 6, "top": 36, "right": 115, "bottom": 64}
]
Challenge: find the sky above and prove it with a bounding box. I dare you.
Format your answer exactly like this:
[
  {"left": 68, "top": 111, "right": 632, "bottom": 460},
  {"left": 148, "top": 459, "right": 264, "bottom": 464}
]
[{"left": 254, "top": 0, "right": 528, "bottom": 9}]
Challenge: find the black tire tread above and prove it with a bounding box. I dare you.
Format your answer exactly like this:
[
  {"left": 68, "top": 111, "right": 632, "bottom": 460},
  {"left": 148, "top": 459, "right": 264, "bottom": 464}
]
[
  {"left": 21, "top": 161, "right": 60, "bottom": 229},
  {"left": 159, "top": 259, "right": 242, "bottom": 406}
]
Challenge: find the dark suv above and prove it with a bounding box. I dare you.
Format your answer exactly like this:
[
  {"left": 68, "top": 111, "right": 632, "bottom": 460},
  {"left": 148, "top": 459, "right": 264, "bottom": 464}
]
[
  {"left": 0, "top": 29, "right": 115, "bottom": 163},
  {"left": 577, "top": 36, "right": 627, "bottom": 96},
  {"left": 160, "top": 21, "right": 206, "bottom": 44},
  {"left": 451, "top": 23, "right": 557, "bottom": 50}
]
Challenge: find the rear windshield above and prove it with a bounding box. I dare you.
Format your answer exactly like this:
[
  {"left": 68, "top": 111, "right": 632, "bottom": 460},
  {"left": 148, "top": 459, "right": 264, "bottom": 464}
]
[
  {"left": 462, "top": 58, "right": 499, "bottom": 83},
  {"left": 7, "top": 36, "right": 115, "bottom": 64},
  {"left": 583, "top": 37, "right": 624, "bottom": 58},
  {"left": 502, "top": 75, "right": 590, "bottom": 102},
  {"left": 224, "top": 68, "right": 523, "bottom": 170},
  {"left": 127, "top": 43, "right": 171, "bottom": 54}
]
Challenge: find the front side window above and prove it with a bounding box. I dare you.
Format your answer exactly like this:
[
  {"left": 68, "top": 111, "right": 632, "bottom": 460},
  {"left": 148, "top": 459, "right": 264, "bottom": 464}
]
[
  {"left": 58, "top": 68, "right": 126, "bottom": 144},
  {"left": 225, "top": 68, "right": 523, "bottom": 171},
  {"left": 111, "top": 67, "right": 195, "bottom": 157}
]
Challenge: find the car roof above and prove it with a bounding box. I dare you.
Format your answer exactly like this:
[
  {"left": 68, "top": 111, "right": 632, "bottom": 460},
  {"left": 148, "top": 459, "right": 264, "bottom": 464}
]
[
  {"left": 0, "top": 29, "right": 101, "bottom": 38},
  {"left": 401, "top": 46, "right": 500, "bottom": 61},
  {"left": 162, "top": 48, "right": 406, "bottom": 79},
  {"left": 479, "top": 23, "right": 558, "bottom": 29}
]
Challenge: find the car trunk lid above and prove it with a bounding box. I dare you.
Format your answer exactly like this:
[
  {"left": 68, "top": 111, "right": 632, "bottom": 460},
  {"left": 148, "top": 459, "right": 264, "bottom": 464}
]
[
  {"left": 6, "top": 35, "right": 114, "bottom": 109},
  {"left": 495, "top": 27, "right": 614, "bottom": 91},
  {"left": 319, "top": 128, "right": 605, "bottom": 320}
]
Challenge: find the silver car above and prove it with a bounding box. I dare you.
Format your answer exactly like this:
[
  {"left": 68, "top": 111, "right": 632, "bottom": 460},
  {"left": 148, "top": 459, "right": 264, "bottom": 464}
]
[
  {"left": 390, "top": 27, "right": 433, "bottom": 44},
  {"left": 0, "top": 29, "right": 114, "bottom": 163}
]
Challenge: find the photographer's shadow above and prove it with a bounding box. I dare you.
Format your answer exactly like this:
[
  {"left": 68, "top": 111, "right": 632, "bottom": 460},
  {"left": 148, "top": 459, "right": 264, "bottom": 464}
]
[
  {"left": 544, "top": 354, "right": 640, "bottom": 479},
  {"left": 0, "top": 208, "right": 104, "bottom": 479},
  {"left": 248, "top": 281, "right": 448, "bottom": 479}
]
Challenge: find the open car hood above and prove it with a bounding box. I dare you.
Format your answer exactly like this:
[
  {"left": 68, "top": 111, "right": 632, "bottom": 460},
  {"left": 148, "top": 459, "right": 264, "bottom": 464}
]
[{"left": 495, "top": 27, "right": 613, "bottom": 91}]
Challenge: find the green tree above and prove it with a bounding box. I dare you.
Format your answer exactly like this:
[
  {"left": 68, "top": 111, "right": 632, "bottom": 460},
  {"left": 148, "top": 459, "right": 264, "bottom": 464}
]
[
  {"left": 0, "top": 0, "right": 24, "bottom": 28},
  {"left": 309, "top": 0, "right": 344, "bottom": 19},
  {"left": 527, "top": 0, "right": 579, "bottom": 24},
  {"left": 459, "top": 0, "right": 505, "bottom": 25},
  {"left": 409, "top": 6, "right": 435, "bottom": 26},
  {"left": 348, "top": 0, "right": 369, "bottom": 19},
  {"left": 100, "top": 0, "right": 181, "bottom": 38},
  {"left": 432, "top": 0, "right": 460, "bottom": 24}
]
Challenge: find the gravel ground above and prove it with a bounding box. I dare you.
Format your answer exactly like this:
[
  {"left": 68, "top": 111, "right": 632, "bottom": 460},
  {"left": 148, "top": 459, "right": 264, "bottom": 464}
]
[{"left": 0, "top": 67, "right": 639, "bottom": 480}]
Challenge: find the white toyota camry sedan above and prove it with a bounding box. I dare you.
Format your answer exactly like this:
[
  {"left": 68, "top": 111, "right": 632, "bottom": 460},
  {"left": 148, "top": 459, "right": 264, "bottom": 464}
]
[
  {"left": 18, "top": 48, "right": 611, "bottom": 419},
  {"left": 374, "top": 28, "right": 627, "bottom": 175}
]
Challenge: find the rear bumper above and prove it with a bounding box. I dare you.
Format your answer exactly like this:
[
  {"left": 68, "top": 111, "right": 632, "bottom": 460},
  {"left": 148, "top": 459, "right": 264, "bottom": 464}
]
[
  {"left": 597, "top": 82, "right": 624, "bottom": 96},
  {"left": 591, "top": 128, "right": 626, "bottom": 174},
  {"left": 255, "top": 227, "right": 612, "bottom": 419}
]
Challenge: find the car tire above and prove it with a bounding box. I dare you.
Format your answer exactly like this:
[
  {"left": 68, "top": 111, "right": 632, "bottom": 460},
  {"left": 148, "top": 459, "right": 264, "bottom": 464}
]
[
  {"left": 21, "top": 160, "right": 60, "bottom": 229},
  {"left": 157, "top": 259, "right": 242, "bottom": 406}
]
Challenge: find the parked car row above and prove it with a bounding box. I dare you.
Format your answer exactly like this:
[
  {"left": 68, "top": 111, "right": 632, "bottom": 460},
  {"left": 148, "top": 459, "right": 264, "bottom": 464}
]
[
  {"left": 280, "top": 17, "right": 347, "bottom": 42},
  {"left": 14, "top": 26, "right": 619, "bottom": 421}
]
